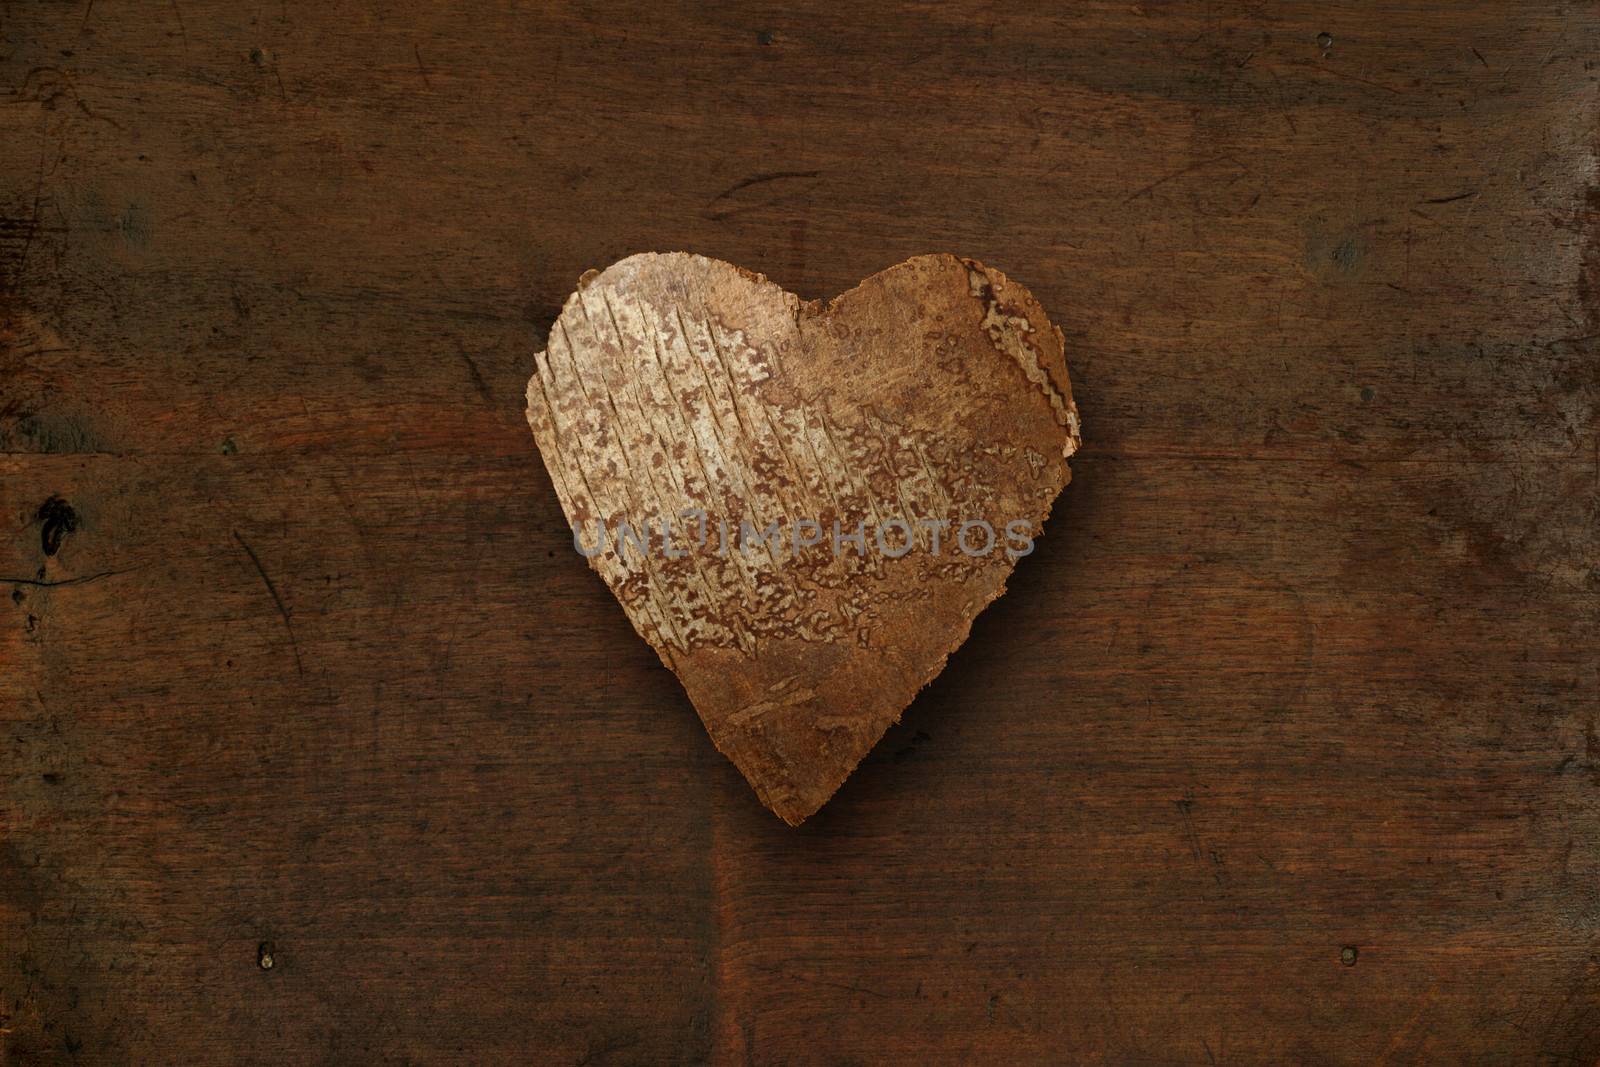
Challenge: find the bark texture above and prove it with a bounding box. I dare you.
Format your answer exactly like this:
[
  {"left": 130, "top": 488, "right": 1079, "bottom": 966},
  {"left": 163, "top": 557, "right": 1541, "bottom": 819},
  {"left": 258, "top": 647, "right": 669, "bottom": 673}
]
[{"left": 526, "top": 253, "right": 1080, "bottom": 823}]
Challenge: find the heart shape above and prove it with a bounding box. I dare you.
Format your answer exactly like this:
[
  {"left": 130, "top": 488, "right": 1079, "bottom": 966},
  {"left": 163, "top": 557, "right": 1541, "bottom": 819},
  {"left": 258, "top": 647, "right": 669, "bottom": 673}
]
[{"left": 526, "top": 253, "right": 1080, "bottom": 824}]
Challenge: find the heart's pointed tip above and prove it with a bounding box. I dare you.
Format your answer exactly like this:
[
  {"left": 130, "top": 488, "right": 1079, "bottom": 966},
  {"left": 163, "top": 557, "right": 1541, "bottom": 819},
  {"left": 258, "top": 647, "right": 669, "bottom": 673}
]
[
  {"left": 763, "top": 785, "right": 833, "bottom": 828},
  {"left": 774, "top": 805, "right": 813, "bottom": 828},
  {"left": 734, "top": 729, "right": 884, "bottom": 829},
  {"left": 701, "top": 717, "right": 864, "bottom": 828}
]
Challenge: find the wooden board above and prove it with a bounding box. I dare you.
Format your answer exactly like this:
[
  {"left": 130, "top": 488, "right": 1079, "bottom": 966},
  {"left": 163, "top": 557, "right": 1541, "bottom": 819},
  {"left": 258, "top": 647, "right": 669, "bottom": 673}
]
[{"left": 2, "top": 2, "right": 1598, "bottom": 1062}]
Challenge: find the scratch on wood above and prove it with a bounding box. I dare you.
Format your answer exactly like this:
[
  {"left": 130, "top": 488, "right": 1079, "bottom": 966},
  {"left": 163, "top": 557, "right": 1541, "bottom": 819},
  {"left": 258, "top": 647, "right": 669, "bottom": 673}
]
[
  {"left": 1374, "top": 979, "right": 1443, "bottom": 1065},
  {"left": 169, "top": 0, "right": 190, "bottom": 50},
  {"left": 1267, "top": 69, "right": 1298, "bottom": 134},
  {"left": 1309, "top": 62, "right": 1401, "bottom": 96},
  {"left": 706, "top": 171, "right": 821, "bottom": 220},
  {"left": 1175, "top": 796, "right": 1204, "bottom": 861},
  {"left": 414, "top": 43, "right": 432, "bottom": 89},
  {"left": 1126, "top": 155, "right": 1247, "bottom": 201},
  {"left": 752, "top": 964, "right": 890, "bottom": 1000},
  {"left": 233, "top": 530, "right": 304, "bottom": 676},
  {"left": 2, "top": 568, "right": 131, "bottom": 588},
  {"left": 455, "top": 339, "right": 493, "bottom": 403},
  {"left": 710, "top": 170, "right": 822, "bottom": 203},
  {"left": 1422, "top": 190, "right": 1479, "bottom": 205}
]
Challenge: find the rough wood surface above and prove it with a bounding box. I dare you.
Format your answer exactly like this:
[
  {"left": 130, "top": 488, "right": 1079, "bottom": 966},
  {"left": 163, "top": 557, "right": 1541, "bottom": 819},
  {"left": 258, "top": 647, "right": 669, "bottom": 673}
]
[
  {"left": 2, "top": 2, "right": 1599, "bottom": 1063},
  {"left": 526, "top": 253, "right": 1078, "bottom": 824}
]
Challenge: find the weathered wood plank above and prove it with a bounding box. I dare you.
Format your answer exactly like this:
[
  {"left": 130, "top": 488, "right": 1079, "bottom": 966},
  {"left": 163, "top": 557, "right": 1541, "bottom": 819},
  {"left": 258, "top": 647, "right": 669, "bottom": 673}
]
[{"left": 3, "top": 1, "right": 1598, "bottom": 1063}]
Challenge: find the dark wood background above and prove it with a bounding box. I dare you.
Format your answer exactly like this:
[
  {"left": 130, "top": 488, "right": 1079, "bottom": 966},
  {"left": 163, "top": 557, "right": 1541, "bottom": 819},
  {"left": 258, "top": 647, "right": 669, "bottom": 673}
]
[{"left": 3, "top": 2, "right": 1599, "bottom": 1063}]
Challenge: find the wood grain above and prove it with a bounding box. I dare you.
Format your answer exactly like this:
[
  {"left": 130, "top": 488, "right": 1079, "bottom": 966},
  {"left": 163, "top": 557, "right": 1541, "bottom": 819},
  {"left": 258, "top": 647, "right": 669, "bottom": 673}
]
[{"left": 2, "top": 2, "right": 1598, "bottom": 1063}]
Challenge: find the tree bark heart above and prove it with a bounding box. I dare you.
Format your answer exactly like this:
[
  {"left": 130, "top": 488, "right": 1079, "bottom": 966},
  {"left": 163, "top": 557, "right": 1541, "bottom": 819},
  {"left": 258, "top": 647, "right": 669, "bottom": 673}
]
[{"left": 526, "top": 253, "right": 1080, "bottom": 825}]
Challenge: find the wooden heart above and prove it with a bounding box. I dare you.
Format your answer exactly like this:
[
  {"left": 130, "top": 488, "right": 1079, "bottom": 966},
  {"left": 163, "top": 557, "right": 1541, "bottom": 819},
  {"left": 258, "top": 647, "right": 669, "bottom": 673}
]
[{"left": 526, "top": 253, "right": 1080, "bottom": 824}]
